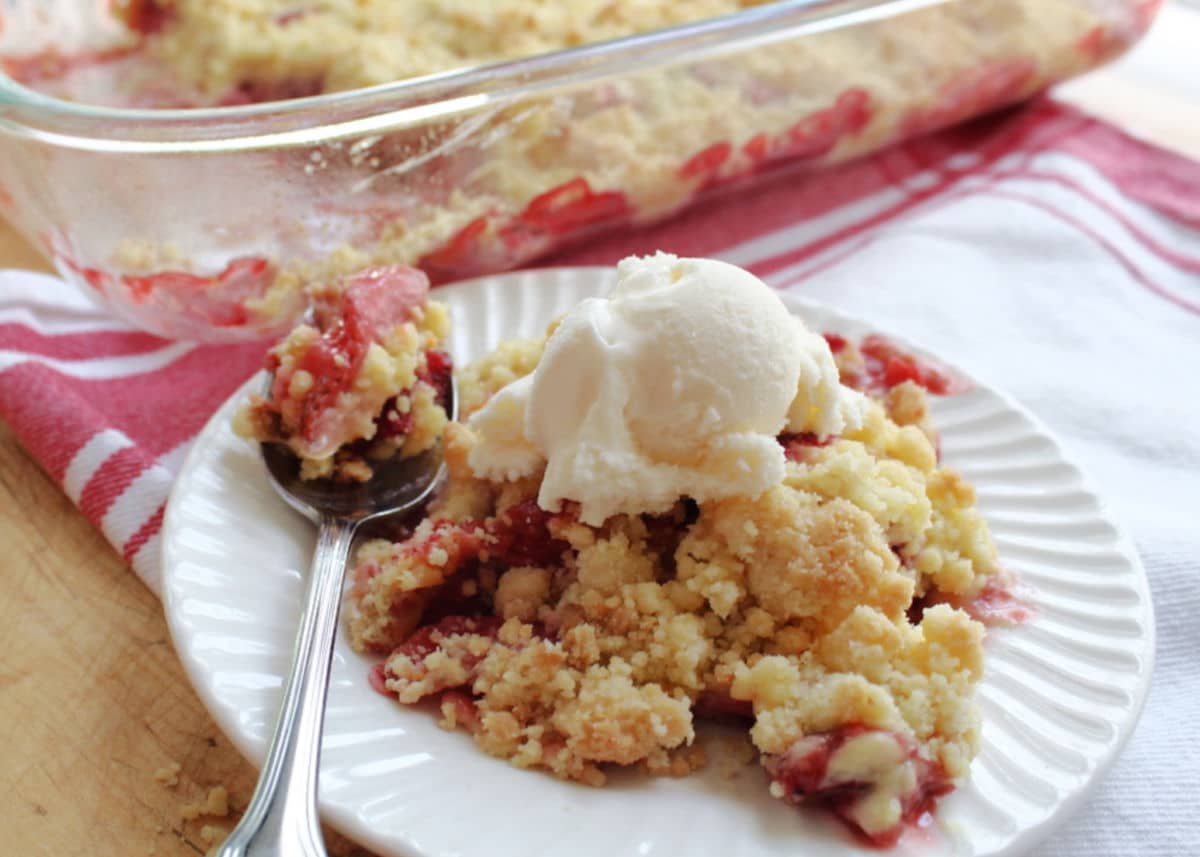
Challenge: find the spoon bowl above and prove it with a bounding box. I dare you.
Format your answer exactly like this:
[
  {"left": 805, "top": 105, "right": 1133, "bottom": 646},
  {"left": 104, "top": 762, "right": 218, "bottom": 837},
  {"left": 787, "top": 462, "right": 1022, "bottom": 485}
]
[{"left": 260, "top": 438, "right": 446, "bottom": 523}]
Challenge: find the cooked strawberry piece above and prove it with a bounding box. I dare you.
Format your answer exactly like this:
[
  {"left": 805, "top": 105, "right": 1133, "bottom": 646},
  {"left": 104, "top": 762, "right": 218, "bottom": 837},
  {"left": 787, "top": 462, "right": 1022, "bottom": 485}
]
[
  {"left": 901, "top": 57, "right": 1035, "bottom": 137},
  {"left": 778, "top": 432, "right": 834, "bottom": 462},
  {"left": 743, "top": 132, "right": 772, "bottom": 164},
  {"left": 381, "top": 614, "right": 504, "bottom": 700},
  {"left": 912, "top": 576, "right": 1032, "bottom": 627},
  {"left": 341, "top": 265, "right": 430, "bottom": 342},
  {"left": 272, "top": 265, "right": 429, "bottom": 445},
  {"left": 122, "top": 256, "right": 272, "bottom": 304},
  {"left": 767, "top": 730, "right": 859, "bottom": 797},
  {"left": 288, "top": 322, "right": 361, "bottom": 443},
  {"left": 782, "top": 108, "right": 841, "bottom": 160},
  {"left": 764, "top": 726, "right": 953, "bottom": 848},
  {"left": 228, "top": 76, "right": 324, "bottom": 103},
  {"left": 516, "top": 177, "right": 630, "bottom": 236},
  {"left": 395, "top": 614, "right": 502, "bottom": 662},
  {"left": 882, "top": 354, "right": 924, "bottom": 388},
  {"left": 751, "top": 88, "right": 874, "bottom": 165},
  {"left": 404, "top": 518, "right": 488, "bottom": 571},
  {"left": 439, "top": 689, "right": 483, "bottom": 732},
  {"left": 822, "top": 332, "right": 848, "bottom": 353},
  {"left": 679, "top": 142, "right": 733, "bottom": 182},
  {"left": 419, "top": 571, "right": 492, "bottom": 626},
  {"left": 373, "top": 396, "right": 414, "bottom": 440},
  {"left": 834, "top": 88, "right": 874, "bottom": 135},
  {"left": 485, "top": 500, "right": 570, "bottom": 567},
  {"left": 695, "top": 689, "right": 753, "bottom": 721},
  {"left": 860, "top": 334, "right": 952, "bottom": 395},
  {"left": 115, "top": 0, "right": 173, "bottom": 34},
  {"left": 859, "top": 336, "right": 902, "bottom": 366},
  {"left": 368, "top": 662, "right": 390, "bottom": 696},
  {"left": 1135, "top": 0, "right": 1164, "bottom": 31},
  {"left": 418, "top": 216, "right": 490, "bottom": 282},
  {"left": 116, "top": 256, "right": 274, "bottom": 327},
  {"left": 368, "top": 347, "right": 452, "bottom": 440},
  {"left": 417, "top": 348, "right": 454, "bottom": 410},
  {"left": 59, "top": 256, "right": 113, "bottom": 293}
]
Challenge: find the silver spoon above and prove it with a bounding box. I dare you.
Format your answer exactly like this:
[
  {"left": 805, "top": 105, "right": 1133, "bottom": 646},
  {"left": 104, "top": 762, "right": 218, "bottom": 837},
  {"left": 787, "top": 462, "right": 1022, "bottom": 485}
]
[{"left": 218, "top": 376, "right": 456, "bottom": 857}]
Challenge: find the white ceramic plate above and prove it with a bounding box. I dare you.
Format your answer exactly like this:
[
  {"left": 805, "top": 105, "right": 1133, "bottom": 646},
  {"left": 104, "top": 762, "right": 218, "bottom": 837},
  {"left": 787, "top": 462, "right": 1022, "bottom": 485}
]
[{"left": 162, "top": 267, "right": 1154, "bottom": 857}]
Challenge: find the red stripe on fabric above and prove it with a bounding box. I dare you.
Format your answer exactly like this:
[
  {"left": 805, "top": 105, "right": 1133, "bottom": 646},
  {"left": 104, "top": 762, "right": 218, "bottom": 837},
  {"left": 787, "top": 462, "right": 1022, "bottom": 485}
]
[
  {"left": 872, "top": 145, "right": 925, "bottom": 194},
  {"left": 550, "top": 100, "right": 1101, "bottom": 279},
  {"left": 0, "top": 324, "right": 171, "bottom": 360},
  {"left": 983, "top": 187, "right": 1200, "bottom": 317},
  {"left": 34, "top": 340, "right": 268, "bottom": 459},
  {"left": 123, "top": 503, "right": 165, "bottom": 563},
  {"left": 897, "top": 98, "right": 1087, "bottom": 178},
  {"left": 548, "top": 140, "right": 933, "bottom": 269},
  {"left": 1050, "top": 105, "right": 1200, "bottom": 228},
  {"left": 770, "top": 113, "right": 1116, "bottom": 288},
  {"left": 78, "top": 445, "right": 155, "bottom": 525},
  {"left": 0, "top": 340, "right": 261, "bottom": 494},
  {"left": 746, "top": 179, "right": 956, "bottom": 279},
  {"left": 991, "top": 104, "right": 1092, "bottom": 168},
  {"left": 777, "top": 127, "right": 1200, "bottom": 300},
  {"left": 774, "top": 232, "right": 879, "bottom": 288},
  {"left": 747, "top": 101, "right": 1087, "bottom": 279},
  {"left": 994, "top": 168, "right": 1200, "bottom": 274},
  {"left": 0, "top": 362, "right": 111, "bottom": 481}
]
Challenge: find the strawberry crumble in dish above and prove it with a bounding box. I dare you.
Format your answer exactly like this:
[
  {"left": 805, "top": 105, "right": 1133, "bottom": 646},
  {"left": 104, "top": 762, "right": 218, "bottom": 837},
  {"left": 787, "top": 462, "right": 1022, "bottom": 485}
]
[
  {"left": 234, "top": 264, "right": 451, "bottom": 481},
  {"left": 0, "top": 2, "right": 1159, "bottom": 340},
  {"left": 345, "top": 254, "right": 1006, "bottom": 847}
]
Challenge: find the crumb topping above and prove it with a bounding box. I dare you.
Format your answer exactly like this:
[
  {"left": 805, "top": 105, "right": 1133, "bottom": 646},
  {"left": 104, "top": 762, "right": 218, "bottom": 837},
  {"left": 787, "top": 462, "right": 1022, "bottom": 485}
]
[{"left": 345, "top": 328, "right": 999, "bottom": 844}]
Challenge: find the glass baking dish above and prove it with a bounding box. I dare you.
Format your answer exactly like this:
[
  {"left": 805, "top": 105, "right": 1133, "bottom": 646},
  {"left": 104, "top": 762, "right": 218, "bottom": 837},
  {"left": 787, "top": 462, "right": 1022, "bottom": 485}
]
[{"left": 0, "top": 0, "right": 1160, "bottom": 341}]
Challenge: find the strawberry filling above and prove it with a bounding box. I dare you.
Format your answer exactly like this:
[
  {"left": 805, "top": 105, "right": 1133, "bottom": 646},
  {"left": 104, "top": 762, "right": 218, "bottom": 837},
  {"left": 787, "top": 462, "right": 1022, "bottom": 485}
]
[
  {"left": 764, "top": 727, "right": 953, "bottom": 848},
  {"left": 900, "top": 57, "right": 1036, "bottom": 138},
  {"left": 370, "top": 349, "right": 453, "bottom": 442},
  {"left": 822, "top": 332, "right": 848, "bottom": 353},
  {"left": 375, "top": 614, "right": 504, "bottom": 701},
  {"left": 417, "top": 348, "right": 454, "bottom": 411},
  {"left": 270, "top": 265, "right": 430, "bottom": 449},
  {"left": 679, "top": 142, "right": 734, "bottom": 183},
  {"left": 778, "top": 432, "right": 835, "bottom": 462},
  {"left": 910, "top": 574, "right": 1032, "bottom": 627},
  {"left": 484, "top": 500, "right": 571, "bottom": 567},
  {"left": 858, "top": 334, "right": 954, "bottom": 395},
  {"left": 114, "top": 0, "right": 174, "bottom": 35}
]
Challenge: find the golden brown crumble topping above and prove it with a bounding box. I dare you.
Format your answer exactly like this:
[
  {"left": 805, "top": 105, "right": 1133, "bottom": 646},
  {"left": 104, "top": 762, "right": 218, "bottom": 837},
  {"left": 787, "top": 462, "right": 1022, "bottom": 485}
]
[{"left": 347, "top": 328, "right": 998, "bottom": 844}]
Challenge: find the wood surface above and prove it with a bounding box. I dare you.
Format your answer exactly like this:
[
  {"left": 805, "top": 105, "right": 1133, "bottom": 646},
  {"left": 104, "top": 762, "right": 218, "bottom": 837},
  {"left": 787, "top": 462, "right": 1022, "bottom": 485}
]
[{"left": 1, "top": 6, "right": 1197, "bottom": 855}]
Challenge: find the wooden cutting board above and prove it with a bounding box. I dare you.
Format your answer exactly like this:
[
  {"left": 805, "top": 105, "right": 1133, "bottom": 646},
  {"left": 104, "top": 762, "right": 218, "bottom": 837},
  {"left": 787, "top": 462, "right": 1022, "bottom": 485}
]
[{"left": 0, "top": 223, "right": 376, "bottom": 856}]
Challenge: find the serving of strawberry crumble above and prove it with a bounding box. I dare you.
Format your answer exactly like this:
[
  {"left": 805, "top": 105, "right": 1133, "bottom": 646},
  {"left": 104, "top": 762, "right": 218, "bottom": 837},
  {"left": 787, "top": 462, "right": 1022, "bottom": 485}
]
[
  {"left": 234, "top": 265, "right": 451, "bottom": 481},
  {"left": 344, "top": 255, "right": 1001, "bottom": 847}
]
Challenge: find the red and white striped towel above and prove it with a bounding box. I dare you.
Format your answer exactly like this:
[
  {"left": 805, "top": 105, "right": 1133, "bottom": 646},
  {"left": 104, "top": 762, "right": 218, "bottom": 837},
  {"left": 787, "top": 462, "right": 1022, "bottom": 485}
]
[{"left": 1, "top": 98, "right": 1197, "bottom": 855}]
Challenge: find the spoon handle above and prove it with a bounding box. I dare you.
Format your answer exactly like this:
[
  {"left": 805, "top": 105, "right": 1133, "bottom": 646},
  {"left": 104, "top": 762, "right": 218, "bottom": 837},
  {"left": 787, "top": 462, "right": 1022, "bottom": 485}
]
[{"left": 219, "top": 515, "right": 358, "bottom": 857}]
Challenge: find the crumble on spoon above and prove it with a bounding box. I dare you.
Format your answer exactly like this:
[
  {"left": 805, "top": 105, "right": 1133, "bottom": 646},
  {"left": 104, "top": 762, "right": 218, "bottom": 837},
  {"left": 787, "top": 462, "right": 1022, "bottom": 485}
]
[{"left": 234, "top": 265, "right": 452, "bottom": 482}]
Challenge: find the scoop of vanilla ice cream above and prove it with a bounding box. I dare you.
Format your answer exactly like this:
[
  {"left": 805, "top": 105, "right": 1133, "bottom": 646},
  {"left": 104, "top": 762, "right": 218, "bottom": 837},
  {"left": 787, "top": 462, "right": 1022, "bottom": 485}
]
[
  {"left": 786, "top": 321, "right": 870, "bottom": 437},
  {"left": 468, "top": 252, "right": 865, "bottom": 525}
]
